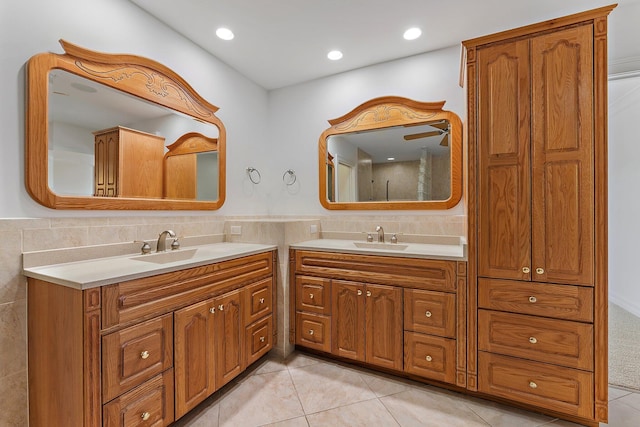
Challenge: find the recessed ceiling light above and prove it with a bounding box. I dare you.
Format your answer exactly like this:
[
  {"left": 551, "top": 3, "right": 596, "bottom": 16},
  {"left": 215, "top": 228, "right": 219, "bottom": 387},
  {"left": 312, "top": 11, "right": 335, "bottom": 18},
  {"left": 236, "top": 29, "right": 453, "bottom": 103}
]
[
  {"left": 216, "top": 27, "right": 234, "bottom": 41},
  {"left": 403, "top": 27, "right": 422, "bottom": 41},
  {"left": 327, "top": 50, "right": 343, "bottom": 61},
  {"left": 387, "top": 157, "right": 396, "bottom": 161}
]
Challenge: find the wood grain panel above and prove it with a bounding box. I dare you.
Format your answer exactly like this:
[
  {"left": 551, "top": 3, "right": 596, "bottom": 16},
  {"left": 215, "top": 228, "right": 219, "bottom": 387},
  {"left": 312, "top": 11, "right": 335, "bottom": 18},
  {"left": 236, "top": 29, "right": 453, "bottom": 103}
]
[
  {"left": 478, "top": 278, "right": 593, "bottom": 322},
  {"left": 295, "top": 275, "right": 331, "bottom": 315},
  {"left": 479, "top": 352, "right": 593, "bottom": 419},
  {"left": 404, "top": 289, "right": 456, "bottom": 338},
  {"left": 404, "top": 332, "right": 456, "bottom": 384},
  {"left": 365, "top": 284, "right": 403, "bottom": 370},
  {"left": 478, "top": 310, "right": 593, "bottom": 370},
  {"left": 215, "top": 289, "right": 245, "bottom": 388},
  {"left": 244, "top": 277, "right": 273, "bottom": 325},
  {"left": 245, "top": 315, "right": 273, "bottom": 366},
  {"left": 295, "top": 312, "right": 331, "bottom": 352},
  {"left": 332, "top": 281, "right": 366, "bottom": 362}
]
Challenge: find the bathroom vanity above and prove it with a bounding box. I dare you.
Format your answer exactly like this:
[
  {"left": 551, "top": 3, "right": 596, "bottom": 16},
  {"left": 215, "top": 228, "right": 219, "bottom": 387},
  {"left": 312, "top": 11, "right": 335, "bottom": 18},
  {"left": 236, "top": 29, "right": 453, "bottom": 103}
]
[{"left": 24, "top": 243, "right": 276, "bottom": 427}]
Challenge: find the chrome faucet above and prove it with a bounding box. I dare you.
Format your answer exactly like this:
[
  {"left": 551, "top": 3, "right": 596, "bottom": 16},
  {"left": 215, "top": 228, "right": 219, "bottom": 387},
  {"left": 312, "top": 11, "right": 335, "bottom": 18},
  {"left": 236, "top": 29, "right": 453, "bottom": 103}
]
[
  {"left": 375, "top": 225, "right": 385, "bottom": 243},
  {"left": 156, "top": 230, "right": 176, "bottom": 252}
]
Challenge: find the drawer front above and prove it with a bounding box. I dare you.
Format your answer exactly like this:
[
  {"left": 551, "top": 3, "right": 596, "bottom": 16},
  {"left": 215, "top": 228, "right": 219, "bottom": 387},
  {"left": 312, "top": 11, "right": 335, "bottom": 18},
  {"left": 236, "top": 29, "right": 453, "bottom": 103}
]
[
  {"left": 295, "top": 312, "right": 331, "bottom": 352},
  {"left": 404, "top": 332, "right": 456, "bottom": 384},
  {"left": 478, "top": 310, "right": 593, "bottom": 370},
  {"left": 404, "top": 289, "right": 456, "bottom": 338},
  {"left": 245, "top": 277, "right": 273, "bottom": 325},
  {"left": 296, "top": 275, "right": 331, "bottom": 315},
  {"left": 103, "top": 369, "right": 174, "bottom": 427},
  {"left": 246, "top": 315, "right": 273, "bottom": 366},
  {"left": 478, "top": 278, "right": 593, "bottom": 322},
  {"left": 103, "top": 314, "right": 173, "bottom": 402},
  {"left": 478, "top": 352, "right": 594, "bottom": 419}
]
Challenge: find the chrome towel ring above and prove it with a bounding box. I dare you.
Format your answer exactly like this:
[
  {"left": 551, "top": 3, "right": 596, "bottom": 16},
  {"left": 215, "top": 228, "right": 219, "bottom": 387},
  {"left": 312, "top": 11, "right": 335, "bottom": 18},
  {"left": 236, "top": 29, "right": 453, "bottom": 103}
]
[
  {"left": 246, "top": 167, "right": 261, "bottom": 184},
  {"left": 283, "top": 169, "right": 296, "bottom": 185}
]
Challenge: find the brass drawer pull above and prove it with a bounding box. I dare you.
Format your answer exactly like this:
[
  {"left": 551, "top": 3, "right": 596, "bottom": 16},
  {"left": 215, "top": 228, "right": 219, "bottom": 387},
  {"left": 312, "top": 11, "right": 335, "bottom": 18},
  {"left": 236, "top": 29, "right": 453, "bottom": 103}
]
[
  {"left": 528, "top": 296, "right": 537, "bottom": 303},
  {"left": 366, "top": 290, "right": 372, "bottom": 297},
  {"left": 309, "top": 330, "right": 314, "bottom": 336},
  {"left": 529, "top": 336, "right": 537, "bottom": 344},
  {"left": 529, "top": 381, "right": 538, "bottom": 389},
  {"left": 140, "top": 350, "right": 150, "bottom": 360},
  {"left": 425, "top": 355, "right": 433, "bottom": 362},
  {"left": 259, "top": 297, "right": 265, "bottom": 304},
  {"left": 309, "top": 293, "right": 314, "bottom": 299},
  {"left": 141, "top": 412, "right": 151, "bottom": 421},
  {"left": 260, "top": 336, "right": 265, "bottom": 343},
  {"left": 522, "top": 267, "right": 530, "bottom": 274},
  {"left": 536, "top": 268, "right": 544, "bottom": 275},
  {"left": 209, "top": 307, "right": 215, "bottom": 314},
  {"left": 425, "top": 311, "right": 432, "bottom": 318},
  {"left": 219, "top": 304, "right": 224, "bottom": 311},
  {"left": 357, "top": 290, "right": 363, "bottom": 296}
]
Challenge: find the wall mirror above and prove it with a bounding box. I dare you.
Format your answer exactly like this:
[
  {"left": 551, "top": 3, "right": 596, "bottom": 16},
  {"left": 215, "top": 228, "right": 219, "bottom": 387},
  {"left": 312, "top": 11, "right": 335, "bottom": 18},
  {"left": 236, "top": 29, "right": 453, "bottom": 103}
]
[
  {"left": 319, "top": 97, "right": 462, "bottom": 210},
  {"left": 26, "top": 40, "right": 226, "bottom": 209}
]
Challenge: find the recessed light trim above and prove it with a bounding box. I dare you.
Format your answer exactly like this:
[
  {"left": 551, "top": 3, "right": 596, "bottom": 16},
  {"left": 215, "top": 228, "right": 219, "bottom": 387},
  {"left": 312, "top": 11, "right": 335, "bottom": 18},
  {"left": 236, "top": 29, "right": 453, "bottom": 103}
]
[
  {"left": 216, "top": 27, "right": 234, "bottom": 41},
  {"left": 327, "top": 50, "right": 343, "bottom": 61},
  {"left": 387, "top": 157, "right": 396, "bottom": 161},
  {"left": 403, "top": 27, "right": 422, "bottom": 40}
]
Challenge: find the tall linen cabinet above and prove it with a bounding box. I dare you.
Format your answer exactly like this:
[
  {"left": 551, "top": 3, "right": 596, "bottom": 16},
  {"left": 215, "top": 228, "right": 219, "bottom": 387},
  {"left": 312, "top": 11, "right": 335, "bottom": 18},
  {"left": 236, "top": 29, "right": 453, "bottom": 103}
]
[{"left": 463, "top": 5, "right": 614, "bottom": 425}]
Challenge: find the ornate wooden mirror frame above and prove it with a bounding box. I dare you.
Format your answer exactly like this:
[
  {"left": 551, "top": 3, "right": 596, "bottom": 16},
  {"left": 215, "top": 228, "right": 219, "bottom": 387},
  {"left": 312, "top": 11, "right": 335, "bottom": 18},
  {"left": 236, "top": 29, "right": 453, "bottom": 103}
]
[
  {"left": 318, "top": 96, "right": 462, "bottom": 210},
  {"left": 25, "top": 40, "right": 226, "bottom": 210}
]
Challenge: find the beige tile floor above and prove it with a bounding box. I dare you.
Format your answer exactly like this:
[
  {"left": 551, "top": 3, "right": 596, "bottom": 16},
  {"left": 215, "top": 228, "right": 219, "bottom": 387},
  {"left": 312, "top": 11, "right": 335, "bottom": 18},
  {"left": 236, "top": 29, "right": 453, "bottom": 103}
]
[{"left": 173, "top": 351, "right": 640, "bottom": 427}]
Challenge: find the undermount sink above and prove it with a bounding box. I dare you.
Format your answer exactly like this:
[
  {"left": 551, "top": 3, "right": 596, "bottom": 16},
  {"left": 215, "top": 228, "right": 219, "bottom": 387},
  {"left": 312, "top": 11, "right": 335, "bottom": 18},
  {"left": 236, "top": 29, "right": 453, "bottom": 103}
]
[
  {"left": 130, "top": 248, "right": 199, "bottom": 264},
  {"left": 353, "top": 242, "right": 409, "bottom": 251}
]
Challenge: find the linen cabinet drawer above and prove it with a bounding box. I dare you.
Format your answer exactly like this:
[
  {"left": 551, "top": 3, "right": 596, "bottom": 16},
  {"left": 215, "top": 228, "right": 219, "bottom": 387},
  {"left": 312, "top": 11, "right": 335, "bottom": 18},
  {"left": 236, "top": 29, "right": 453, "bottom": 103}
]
[
  {"left": 295, "top": 312, "right": 331, "bottom": 352},
  {"left": 103, "top": 369, "right": 174, "bottom": 427},
  {"left": 404, "top": 289, "right": 455, "bottom": 338},
  {"left": 478, "top": 310, "right": 593, "bottom": 370},
  {"left": 246, "top": 315, "right": 273, "bottom": 366},
  {"left": 478, "top": 278, "right": 593, "bottom": 322},
  {"left": 478, "top": 353, "right": 594, "bottom": 419},
  {"left": 245, "top": 277, "right": 273, "bottom": 325},
  {"left": 102, "top": 314, "right": 173, "bottom": 402},
  {"left": 404, "top": 332, "right": 456, "bottom": 384},
  {"left": 296, "top": 275, "right": 331, "bottom": 315}
]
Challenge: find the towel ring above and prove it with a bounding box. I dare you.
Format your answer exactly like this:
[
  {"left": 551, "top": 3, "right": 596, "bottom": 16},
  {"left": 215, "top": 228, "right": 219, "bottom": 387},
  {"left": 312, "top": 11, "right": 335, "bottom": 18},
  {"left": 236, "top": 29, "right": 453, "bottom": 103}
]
[
  {"left": 283, "top": 169, "right": 297, "bottom": 186},
  {"left": 246, "top": 167, "right": 261, "bottom": 184}
]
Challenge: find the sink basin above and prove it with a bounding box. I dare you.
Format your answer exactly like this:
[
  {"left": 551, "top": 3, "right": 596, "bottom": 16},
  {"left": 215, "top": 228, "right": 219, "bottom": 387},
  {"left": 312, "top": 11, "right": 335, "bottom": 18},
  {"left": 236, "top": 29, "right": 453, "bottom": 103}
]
[
  {"left": 353, "top": 242, "right": 408, "bottom": 251},
  {"left": 131, "top": 248, "right": 199, "bottom": 264}
]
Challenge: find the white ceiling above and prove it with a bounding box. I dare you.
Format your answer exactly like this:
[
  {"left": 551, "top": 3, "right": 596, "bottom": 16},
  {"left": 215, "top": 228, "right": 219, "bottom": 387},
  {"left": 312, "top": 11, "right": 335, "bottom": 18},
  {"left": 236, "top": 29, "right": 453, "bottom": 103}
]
[{"left": 130, "top": 0, "right": 640, "bottom": 90}]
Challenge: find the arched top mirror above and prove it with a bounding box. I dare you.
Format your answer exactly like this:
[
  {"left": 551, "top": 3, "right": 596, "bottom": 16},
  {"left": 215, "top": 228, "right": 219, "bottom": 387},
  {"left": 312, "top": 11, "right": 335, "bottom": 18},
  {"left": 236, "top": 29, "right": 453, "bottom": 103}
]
[
  {"left": 319, "top": 96, "right": 462, "bottom": 210},
  {"left": 26, "top": 40, "right": 226, "bottom": 210}
]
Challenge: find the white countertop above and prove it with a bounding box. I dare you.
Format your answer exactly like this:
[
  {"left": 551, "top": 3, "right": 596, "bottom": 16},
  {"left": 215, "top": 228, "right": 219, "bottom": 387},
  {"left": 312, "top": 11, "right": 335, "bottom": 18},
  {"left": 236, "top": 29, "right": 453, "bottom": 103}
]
[
  {"left": 290, "top": 238, "right": 466, "bottom": 260},
  {"left": 23, "top": 242, "right": 277, "bottom": 290}
]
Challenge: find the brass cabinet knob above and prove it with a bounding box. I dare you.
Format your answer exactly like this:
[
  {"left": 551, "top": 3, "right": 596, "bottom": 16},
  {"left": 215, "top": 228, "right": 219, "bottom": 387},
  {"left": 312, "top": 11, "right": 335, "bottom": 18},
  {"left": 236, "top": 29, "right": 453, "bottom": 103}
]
[
  {"left": 522, "top": 267, "right": 530, "bottom": 274},
  {"left": 259, "top": 297, "right": 265, "bottom": 304},
  {"left": 209, "top": 307, "right": 216, "bottom": 314},
  {"left": 536, "top": 268, "right": 544, "bottom": 274},
  {"left": 219, "top": 304, "right": 224, "bottom": 311},
  {"left": 529, "top": 381, "right": 538, "bottom": 389},
  {"left": 528, "top": 296, "right": 537, "bottom": 303},
  {"left": 357, "top": 290, "right": 363, "bottom": 296},
  {"left": 141, "top": 412, "right": 151, "bottom": 421},
  {"left": 425, "top": 355, "right": 433, "bottom": 362},
  {"left": 529, "top": 336, "right": 538, "bottom": 344},
  {"left": 425, "top": 311, "right": 432, "bottom": 318},
  {"left": 309, "top": 329, "right": 314, "bottom": 336},
  {"left": 260, "top": 336, "right": 265, "bottom": 343},
  {"left": 366, "top": 290, "right": 372, "bottom": 297},
  {"left": 309, "top": 293, "right": 314, "bottom": 299},
  {"left": 140, "top": 350, "right": 150, "bottom": 360}
]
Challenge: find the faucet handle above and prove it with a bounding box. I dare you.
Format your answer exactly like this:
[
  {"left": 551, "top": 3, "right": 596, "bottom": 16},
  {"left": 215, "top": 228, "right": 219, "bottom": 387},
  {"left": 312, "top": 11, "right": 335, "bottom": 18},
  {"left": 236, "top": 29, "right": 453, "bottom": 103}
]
[
  {"left": 170, "top": 237, "right": 181, "bottom": 250},
  {"left": 134, "top": 240, "right": 152, "bottom": 255}
]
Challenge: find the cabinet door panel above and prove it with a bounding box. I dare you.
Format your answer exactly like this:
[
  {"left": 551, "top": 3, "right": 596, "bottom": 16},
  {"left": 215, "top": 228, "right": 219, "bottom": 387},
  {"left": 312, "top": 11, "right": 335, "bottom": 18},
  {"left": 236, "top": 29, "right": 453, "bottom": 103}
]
[
  {"left": 174, "top": 299, "right": 216, "bottom": 418},
  {"left": 365, "top": 284, "right": 403, "bottom": 370},
  {"left": 477, "top": 39, "right": 532, "bottom": 281},
  {"left": 215, "top": 289, "right": 245, "bottom": 388},
  {"left": 531, "top": 25, "right": 594, "bottom": 286},
  {"left": 331, "top": 280, "right": 365, "bottom": 362}
]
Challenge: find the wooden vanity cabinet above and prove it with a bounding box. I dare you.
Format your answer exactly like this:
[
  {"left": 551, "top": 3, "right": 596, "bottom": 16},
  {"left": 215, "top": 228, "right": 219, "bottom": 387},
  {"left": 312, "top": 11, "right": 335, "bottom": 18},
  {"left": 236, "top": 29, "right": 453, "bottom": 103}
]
[
  {"left": 27, "top": 250, "right": 276, "bottom": 427},
  {"left": 290, "top": 249, "right": 467, "bottom": 388},
  {"left": 464, "top": 6, "right": 613, "bottom": 425}
]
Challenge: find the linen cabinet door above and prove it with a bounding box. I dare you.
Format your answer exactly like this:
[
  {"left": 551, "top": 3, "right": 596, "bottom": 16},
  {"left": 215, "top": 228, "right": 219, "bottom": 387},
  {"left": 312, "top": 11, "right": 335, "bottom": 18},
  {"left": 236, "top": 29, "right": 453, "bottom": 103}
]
[
  {"left": 365, "top": 284, "right": 403, "bottom": 370},
  {"left": 215, "top": 289, "right": 245, "bottom": 388},
  {"left": 530, "top": 25, "right": 594, "bottom": 286},
  {"left": 174, "top": 298, "right": 216, "bottom": 419},
  {"left": 476, "top": 39, "right": 532, "bottom": 281},
  {"left": 331, "top": 280, "right": 365, "bottom": 362}
]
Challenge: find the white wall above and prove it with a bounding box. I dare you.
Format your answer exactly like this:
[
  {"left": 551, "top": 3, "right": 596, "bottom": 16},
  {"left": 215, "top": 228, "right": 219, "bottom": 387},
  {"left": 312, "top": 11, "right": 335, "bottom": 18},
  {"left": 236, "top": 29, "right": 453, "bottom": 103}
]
[
  {"left": 608, "top": 74, "right": 640, "bottom": 316},
  {"left": 0, "top": 0, "right": 269, "bottom": 218}
]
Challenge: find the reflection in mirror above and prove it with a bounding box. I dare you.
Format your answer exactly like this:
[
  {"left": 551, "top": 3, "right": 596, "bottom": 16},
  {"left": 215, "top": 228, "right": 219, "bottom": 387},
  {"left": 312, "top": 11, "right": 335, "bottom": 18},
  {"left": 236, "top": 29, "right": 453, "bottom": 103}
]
[
  {"left": 319, "top": 97, "right": 462, "bottom": 210},
  {"left": 26, "top": 40, "right": 226, "bottom": 210}
]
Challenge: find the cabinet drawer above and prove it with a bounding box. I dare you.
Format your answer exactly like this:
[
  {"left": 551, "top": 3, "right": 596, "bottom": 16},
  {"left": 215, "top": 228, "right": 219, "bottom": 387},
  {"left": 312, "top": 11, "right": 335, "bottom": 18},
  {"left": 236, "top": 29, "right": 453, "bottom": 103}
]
[
  {"left": 103, "top": 369, "right": 174, "bottom": 427},
  {"left": 296, "top": 275, "right": 331, "bottom": 315},
  {"left": 295, "top": 312, "right": 331, "bottom": 352},
  {"left": 404, "top": 289, "right": 455, "bottom": 338},
  {"left": 103, "top": 314, "right": 173, "bottom": 402},
  {"left": 478, "top": 310, "right": 593, "bottom": 371},
  {"left": 404, "top": 332, "right": 456, "bottom": 384},
  {"left": 245, "top": 277, "right": 273, "bottom": 325},
  {"left": 478, "top": 352, "right": 593, "bottom": 419},
  {"left": 246, "top": 315, "right": 273, "bottom": 366},
  {"left": 478, "top": 278, "right": 593, "bottom": 322}
]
